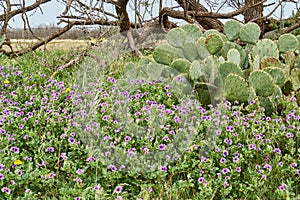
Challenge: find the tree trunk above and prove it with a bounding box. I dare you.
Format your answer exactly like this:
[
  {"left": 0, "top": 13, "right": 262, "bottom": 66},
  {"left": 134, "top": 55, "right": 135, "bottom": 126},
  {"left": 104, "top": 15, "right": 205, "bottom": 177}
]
[
  {"left": 116, "top": 0, "right": 130, "bottom": 32},
  {"left": 244, "top": 0, "right": 263, "bottom": 26},
  {"left": 174, "top": 0, "right": 224, "bottom": 32}
]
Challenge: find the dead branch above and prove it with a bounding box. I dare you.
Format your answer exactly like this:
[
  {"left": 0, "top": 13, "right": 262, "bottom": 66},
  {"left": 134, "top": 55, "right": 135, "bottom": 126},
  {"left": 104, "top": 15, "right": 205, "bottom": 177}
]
[{"left": 0, "top": 0, "right": 51, "bottom": 21}]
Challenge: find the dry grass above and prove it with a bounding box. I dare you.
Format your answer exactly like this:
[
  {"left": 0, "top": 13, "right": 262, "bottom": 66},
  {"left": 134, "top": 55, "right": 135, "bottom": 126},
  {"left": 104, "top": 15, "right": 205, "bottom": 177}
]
[{"left": 3, "top": 39, "right": 96, "bottom": 52}]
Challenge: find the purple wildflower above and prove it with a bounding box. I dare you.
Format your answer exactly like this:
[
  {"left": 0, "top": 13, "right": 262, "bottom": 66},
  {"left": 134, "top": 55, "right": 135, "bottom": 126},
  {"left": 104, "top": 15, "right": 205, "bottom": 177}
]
[
  {"left": 94, "top": 184, "right": 101, "bottom": 190},
  {"left": 278, "top": 184, "right": 287, "bottom": 191},
  {"left": 198, "top": 177, "right": 205, "bottom": 183},
  {"left": 160, "top": 166, "right": 167, "bottom": 172},
  {"left": 158, "top": 144, "right": 167, "bottom": 151},
  {"left": 273, "top": 148, "right": 281, "bottom": 154},
  {"left": 291, "top": 163, "right": 297, "bottom": 168},
  {"left": 263, "top": 164, "right": 272, "bottom": 171},
  {"left": 286, "top": 133, "right": 294, "bottom": 138},
  {"left": 1, "top": 187, "right": 11, "bottom": 194},
  {"left": 115, "top": 186, "right": 122, "bottom": 194},
  {"left": 222, "top": 168, "right": 230, "bottom": 174},
  {"left": 248, "top": 144, "right": 256, "bottom": 150},
  {"left": 220, "top": 158, "right": 226, "bottom": 163}
]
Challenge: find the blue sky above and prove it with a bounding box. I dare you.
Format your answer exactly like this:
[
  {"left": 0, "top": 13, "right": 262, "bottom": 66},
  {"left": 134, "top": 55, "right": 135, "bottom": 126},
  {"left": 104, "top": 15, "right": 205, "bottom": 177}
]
[{"left": 6, "top": 0, "right": 298, "bottom": 28}]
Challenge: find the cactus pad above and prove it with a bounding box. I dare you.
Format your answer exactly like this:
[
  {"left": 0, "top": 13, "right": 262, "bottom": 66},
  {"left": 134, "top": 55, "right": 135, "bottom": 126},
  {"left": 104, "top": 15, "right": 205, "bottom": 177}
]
[
  {"left": 290, "top": 68, "right": 300, "bottom": 91},
  {"left": 167, "top": 28, "right": 186, "bottom": 48},
  {"left": 248, "top": 86, "right": 257, "bottom": 103},
  {"left": 277, "top": 33, "right": 299, "bottom": 53},
  {"left": 203, "top": 29, "right": 220, "bottom": 37},
  {"left": 183, "top": 42, "right": 199, "bottom": 61},
  {"left": 251, "top": 39, "right": 279, "bottom": 61},
  {"left": 218, "top": 61, "right": 243, "bottom": 80},
  {"left": 227, "top": 49, "right": 241, "bottom": 66},
  {"left": 271, "top": 84, "right": 284, "bottom": 107},
  {"left": 224, "top": 20, "right": 242, "bottom": 41},
  {"left": 153, "top": 44, "right": 183, "bottom": 65},
  {"left": 224, "top": 74, "right": 249, "bottom": 103},
  {"left": 220, "top": 41, "right": 246, "bottom": 67},
  {"left": 182, "top": 24, "right": 202, "bottom": 42},
  {"left": 260, "top": 57, "right": 282, "bottom": 69},
  {"left": 249, "top": 70, "right": 275, "bottom": 97},
  {"left": 263, "top": 67, "right": 285, "bottom": 88},
  {"left": 170, "top": 59, "right": 191, "bottom": 74},
  {"left": 189, "top": 60, "right": 204, "bottom": 81},
  {"left": 197, "top": 38, "right": 210, "bottom": 59},
  {"left": 239, "top": 22, "right": 261, "bottom": 44},
  {"left": 205, "top": 34, "right": 223, "bottom": 55},
  {"left": 258, "top": 96, "right": 275, "bottom": 116}
]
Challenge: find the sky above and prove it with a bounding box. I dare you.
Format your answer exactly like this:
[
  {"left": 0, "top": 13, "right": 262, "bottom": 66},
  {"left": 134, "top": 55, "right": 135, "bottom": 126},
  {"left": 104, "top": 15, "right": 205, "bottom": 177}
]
[{"left": 3, "top": 0, "right": 299, "bottom": 28}]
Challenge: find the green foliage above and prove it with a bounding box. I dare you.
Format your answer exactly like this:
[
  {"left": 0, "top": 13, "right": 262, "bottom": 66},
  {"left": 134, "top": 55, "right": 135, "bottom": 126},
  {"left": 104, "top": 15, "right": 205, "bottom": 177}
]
[{"left": 0, "top": 33, "right": 300, "bottom": 200}]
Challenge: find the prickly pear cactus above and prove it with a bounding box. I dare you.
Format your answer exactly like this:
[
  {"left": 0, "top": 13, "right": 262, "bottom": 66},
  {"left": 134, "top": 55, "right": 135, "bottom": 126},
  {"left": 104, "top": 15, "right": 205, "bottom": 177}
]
[
  {"left": 224, "top": 74, "right": 249, "bottom": 103},
  {"left": 260, "top": 57, "right": 282, "bottom": 69},
  {"left": 227, "top": 49, "right": 240, "bottom": 66},
  {"left": 183, "top": 42, "right": 199, "bottom": 61},
  {"left": 224, "top": 20, "right": 242, "bottom": 41},
  {"left": 171, "top": 59, "right": 191, "bottom": 73},
  {"left": 263, "top": 67, "right": 285, "bottom": 88},
  {"left": 239, "top": 22, "right": 261, "bottom": 44},
  {"left": 249, "top": 70, "right": 275, "bottom": 97},
  {"left": 182, "top": 24, "right": 202, "bottom": 42},
  {"left": 148, "top": 19, "right": 300, "bottom": 115},
  {"left": 251, "top": 39, "right": 279, "bottom": 61},
  {"left": 218, "top": 61, "right": 243, "bottom": 80},
  {"left": 153, "top": 44, "right": 183, "bottom": 65},
  {"left": 277, "top": 33, "right": 299, "bottom": 53},
  {"left": 205, "top": 34, "right": 223, "bottom": 55},
  {"left": 258, "top": 96, "right": 275, "bottom": 116},
  {"left": 220, "top": 41, "right": 246, "bottom": 67},
  {"left": 190, "top": 60, "right": 204, "bottom": 81},
  {"left": 167, "top": 28, "right": 186, "bottom": 48}
]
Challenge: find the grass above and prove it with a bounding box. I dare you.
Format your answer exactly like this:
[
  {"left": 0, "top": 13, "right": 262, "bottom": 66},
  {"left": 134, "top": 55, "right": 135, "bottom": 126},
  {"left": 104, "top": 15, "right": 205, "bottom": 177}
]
[
  {"left": 0, "top": 48, "right": 299, "bottom": 200},
  {"left": 2, "top": 39, "right": 95, "bottom": 52}
]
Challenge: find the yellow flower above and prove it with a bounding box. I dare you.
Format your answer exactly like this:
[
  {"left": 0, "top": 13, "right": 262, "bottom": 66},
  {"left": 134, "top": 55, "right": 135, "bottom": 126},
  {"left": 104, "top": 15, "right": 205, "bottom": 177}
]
[
  {"left": 4, "top": 80, "right": 10, "bottom": 84},
  {"left": 65, "top": 88, "right": 71, "bottom": 93},
  {"left": 14, "top": 160, "right": 22, "bottom": 165}
]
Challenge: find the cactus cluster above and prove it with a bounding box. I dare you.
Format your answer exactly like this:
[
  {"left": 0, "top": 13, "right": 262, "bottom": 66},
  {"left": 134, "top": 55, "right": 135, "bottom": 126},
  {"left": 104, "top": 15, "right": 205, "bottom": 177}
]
[{"left": 124, "top": 20, "right": 300, "bottom": 115}]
